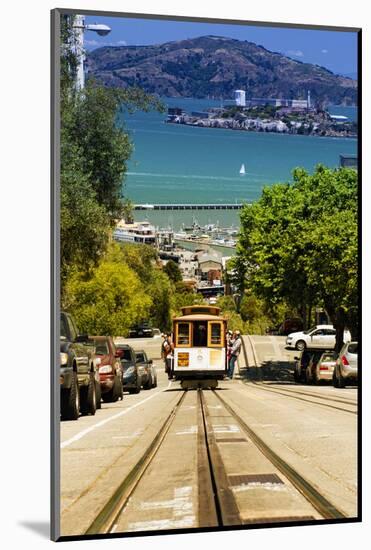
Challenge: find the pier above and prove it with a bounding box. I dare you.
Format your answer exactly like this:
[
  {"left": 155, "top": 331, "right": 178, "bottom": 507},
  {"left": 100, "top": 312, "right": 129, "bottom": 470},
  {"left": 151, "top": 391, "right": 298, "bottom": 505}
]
[{"left": 134, "top": 203, "right": 244, "bottom": 211}]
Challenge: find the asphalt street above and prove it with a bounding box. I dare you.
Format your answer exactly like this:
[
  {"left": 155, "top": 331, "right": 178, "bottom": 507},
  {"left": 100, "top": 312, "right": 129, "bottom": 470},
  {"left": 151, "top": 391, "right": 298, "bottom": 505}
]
[{"left": 60, "top": 335, "right": 358, "bottom": 537}]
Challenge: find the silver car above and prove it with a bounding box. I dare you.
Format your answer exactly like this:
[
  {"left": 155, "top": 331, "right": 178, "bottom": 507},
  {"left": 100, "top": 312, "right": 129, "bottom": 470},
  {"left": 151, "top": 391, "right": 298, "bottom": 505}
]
[
  {"left": 333, "top": 341, "right": 358, "bottom": 388},
  {"left": 307, "top": 350, "right": 338, "bottom": 384}
]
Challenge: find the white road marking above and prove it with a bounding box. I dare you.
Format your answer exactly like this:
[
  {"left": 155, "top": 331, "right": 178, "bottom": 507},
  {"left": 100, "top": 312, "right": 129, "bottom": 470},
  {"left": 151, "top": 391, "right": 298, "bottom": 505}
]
[
  {"left": 213, "top": 424, "right": 240, "bottom": 433},
  {"left": 128, "top": 517, "right": 195, "bottom": 531},
  {"left": 176, "top": 426, "right": 198, "bottom": 435},
  {"left": 112, "top": 429, "right": 143, "bottom": 440},
  {"left": 129, "top": 487, "right": 195, "bottom": 530},
  {"left": 61, "top": 382, "right": 172, "bottom": 449},
  {"left": 231, "top": 482, "right": 288, "bottom": 493}
]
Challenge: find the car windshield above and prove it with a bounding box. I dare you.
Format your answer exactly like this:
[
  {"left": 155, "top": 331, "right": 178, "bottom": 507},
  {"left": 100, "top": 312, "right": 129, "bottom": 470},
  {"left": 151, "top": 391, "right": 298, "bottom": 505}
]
[
  {"left": 94, "top": 340, "right": 109, "bottom": 355},
  {"left": 321, "top": 353, "right": 337, "bottom": 362},
  {"left": 303, "top": 326, "right": 317, "bottom": 335},
  {"left": 60, "top": 315, "right": 69, "bottom": 339},
  {"left": 347, "top": 343, "right": 358, "bottom": 354},
  {"left": 119, "top": 349, "right": 132, "bottom": 362},
  {"left": 136, "top": 353, "right": 144, "bottom": 362}
]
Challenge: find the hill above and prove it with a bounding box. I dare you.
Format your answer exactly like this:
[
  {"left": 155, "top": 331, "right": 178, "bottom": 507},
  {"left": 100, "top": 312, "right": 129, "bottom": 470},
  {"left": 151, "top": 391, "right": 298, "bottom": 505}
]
[{"left": 86, "top": 35, "right": 357, "bottom": 106}]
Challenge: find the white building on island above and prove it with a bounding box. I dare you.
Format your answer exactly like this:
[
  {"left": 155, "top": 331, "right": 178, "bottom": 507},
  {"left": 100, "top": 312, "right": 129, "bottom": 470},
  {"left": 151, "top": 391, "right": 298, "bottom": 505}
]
[{"left": 234, "top": 90, "right": 246, "bottom": 107}]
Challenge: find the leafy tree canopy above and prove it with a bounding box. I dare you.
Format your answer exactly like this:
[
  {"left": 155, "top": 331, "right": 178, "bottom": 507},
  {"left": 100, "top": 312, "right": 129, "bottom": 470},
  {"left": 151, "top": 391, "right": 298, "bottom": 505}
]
[
  {"left": 234, "top": 165, "right": 358, "bottom": 341},
  {"left": 163, "top": 260, "right": 183, "bottom": 283},
  {"left": 64, "top": 252, "right": 152, "bottom": 336},
  {"left": 59, "top": 15, "right": 164, "bottom": 299}
]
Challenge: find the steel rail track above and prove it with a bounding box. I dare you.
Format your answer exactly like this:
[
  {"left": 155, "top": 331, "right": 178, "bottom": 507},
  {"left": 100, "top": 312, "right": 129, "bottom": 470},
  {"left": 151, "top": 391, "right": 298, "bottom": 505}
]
[
  {"left": 198, "top": 390, "right": 243, "bottom": 527},
  {"left": 248, "top": 382, "right": 357, "bottom": 415},
  {"left": 84, "top": 380, "right": 348, "bottom": 536},
  {"left": 84, "top": 391, "right": 187, "bottom": 535},
  {"left": 85, "top": 388, "right": 246, "bottom": 534},
  {"left": 243, "top": 335, "right": 356, "bottom": 414},
  {"left": 212, "top": 389, "right": 347, "bottom": 520},
  {"left": 257, "top": 384, "right": 357, "bottom": 407}
]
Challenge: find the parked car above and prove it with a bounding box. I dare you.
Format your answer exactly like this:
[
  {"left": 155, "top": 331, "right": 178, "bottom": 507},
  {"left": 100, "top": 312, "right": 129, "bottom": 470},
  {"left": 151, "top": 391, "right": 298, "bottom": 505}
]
[
  {"left": 114, "top": 343, "right": 142, "bottom": 394},
  {"left": 129, "top": 322, "right": 154, "bottom": 338},
  {"left": 278, "top": 317, "right": 304, "bottom": 336},
  {"left": 305, "top": 350, "right": 338, "bottom": 384},
  {"left": 60, "top": 311, "right": 100, "bottom": 420},
  {"left": 333, "top": 342, "right": 358, "bottom": 388},
  {"left": 89, "top": 336, "right": 123, "bottom": 402},
  {"left": 294, "top": 348, "right": 318, "bottom": 383},
  {"left": 286, "top": 325, "right": 351, "bottom": 351},
  {"left": 135, "top": 350, "right": 157, "bottom": 389}
]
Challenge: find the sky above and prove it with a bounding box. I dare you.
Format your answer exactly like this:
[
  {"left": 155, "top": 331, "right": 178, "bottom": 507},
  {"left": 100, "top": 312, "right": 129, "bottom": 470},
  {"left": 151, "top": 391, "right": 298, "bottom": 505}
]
[{"left": 84, "top": 15, "right": 358, "bottom": 78}]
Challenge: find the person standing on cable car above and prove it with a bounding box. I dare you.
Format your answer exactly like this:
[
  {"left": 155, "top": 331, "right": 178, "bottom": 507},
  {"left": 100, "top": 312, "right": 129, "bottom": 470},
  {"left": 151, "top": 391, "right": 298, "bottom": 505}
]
[
  {"left": 164, "top": 334, "right": 174, "bottom": 380},
  {"left": 228, "top": 330, "right": 241, "bottom": 379}
]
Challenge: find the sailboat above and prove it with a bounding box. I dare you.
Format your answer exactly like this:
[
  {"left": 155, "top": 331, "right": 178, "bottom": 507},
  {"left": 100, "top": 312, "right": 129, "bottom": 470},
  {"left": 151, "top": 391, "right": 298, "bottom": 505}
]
[{"left": 239, "top": 163, "right": 246, "bottom": 176}]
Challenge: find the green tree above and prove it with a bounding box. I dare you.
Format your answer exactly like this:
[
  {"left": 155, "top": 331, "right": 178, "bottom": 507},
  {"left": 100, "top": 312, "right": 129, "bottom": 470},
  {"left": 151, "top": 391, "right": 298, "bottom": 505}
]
[
  {"left": 59, "top": 16, "right": 164, "bottom": 299},
  {"left": 69, "top": 82, "right": 164, "bottom": 220},
  {"left": 60, "top": 140, "right": 110, "bottom": 290},
  {"left": 235, "top": 165, "right": 358, "bottom": 347},
  {"left": 64, "top": 256, "right": 152, "bottom": 336},
  {"left": 147, "top": 269, "right": 173, "bottom": 331},
  {"left": 163, "top": 260, "right": 182, "bottom": 283},
  {"left": 171, "top": 284, "right": 205, "bottom": 315},
  {"left": 117, "top": 243, "right": 158, "bottom": 284}
]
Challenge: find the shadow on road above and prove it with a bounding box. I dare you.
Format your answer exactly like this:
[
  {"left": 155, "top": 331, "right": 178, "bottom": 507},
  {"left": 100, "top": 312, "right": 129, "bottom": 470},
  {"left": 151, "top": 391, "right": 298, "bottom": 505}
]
[{"left": 239, "top": 361, "right": 296, "bottom": 384}]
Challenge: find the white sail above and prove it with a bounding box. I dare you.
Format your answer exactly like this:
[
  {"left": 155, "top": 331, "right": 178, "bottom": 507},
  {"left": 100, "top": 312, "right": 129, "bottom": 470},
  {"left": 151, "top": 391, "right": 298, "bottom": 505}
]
[{"left": 239, "top": 163, "right": 246, "bottom": 175}]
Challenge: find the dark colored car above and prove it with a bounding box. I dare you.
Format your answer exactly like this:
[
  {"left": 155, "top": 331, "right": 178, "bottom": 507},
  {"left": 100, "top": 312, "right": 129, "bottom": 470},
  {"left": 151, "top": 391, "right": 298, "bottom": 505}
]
[
  {"left": 293, "top": 347, "right": 334, "bottom": 383},
  {"left": 135, "top": 350, "right": 157, "bottom": 389},
  {"left": 279, "top": 317, "right": 304, "bottom": 336},
  {"left": 129, "top": 322, "right": 154, "bottom": 338},
  {"left": 114, "top": 343, "right": 142, "bottom": 394},
  {"left": 60, "top": 311, "right": 100, "bottom": 421},
  {"left": 89, "top": 336, "right": 123, "bottom": 403}
]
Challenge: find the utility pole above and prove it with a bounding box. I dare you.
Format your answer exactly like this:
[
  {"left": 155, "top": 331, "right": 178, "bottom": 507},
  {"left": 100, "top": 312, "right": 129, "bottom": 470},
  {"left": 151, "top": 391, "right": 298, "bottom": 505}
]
[{"left": 71, "top": 14, "right": 111, "bottom": 90}]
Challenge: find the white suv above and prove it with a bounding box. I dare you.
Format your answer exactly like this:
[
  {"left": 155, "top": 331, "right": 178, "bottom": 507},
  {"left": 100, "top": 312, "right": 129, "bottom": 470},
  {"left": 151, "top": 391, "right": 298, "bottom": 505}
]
[{"left": 286, "top": 325, "right": 350, "bottom": 351}]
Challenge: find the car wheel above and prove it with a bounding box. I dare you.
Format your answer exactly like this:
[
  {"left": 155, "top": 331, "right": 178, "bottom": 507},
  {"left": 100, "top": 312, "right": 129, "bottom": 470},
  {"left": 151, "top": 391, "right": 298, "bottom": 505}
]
[
  {"left": 102, "top": 376, "right": 121, "bottom": 403},
  {"left": 143, "top": 373, "right": 152, "bottom": 390},
  {"left": 80, "top": 374, "right": 97, "bottom": 416},
  {"left": 305, "top": 367, "right": 312, "bottom": 385},
  {"left": 313, "top": 368, "right": 320, "bottom": 385},
  {"left": 336, "top": 368, "right": 345, "bottom": 388},
  {"left": 113, "top": 375, "right": 123, "bottom": 401},
  {"left": 333, "top": 368, "right": 339, "bottom": 388},
  {"left": 296, "top": 340, "right": 306, "bottom": 351},
  {"left": 95, "top": 380, "right": 101, "bottom": 409},
  {"left": 61, "top": 372, "right": 79, "bottom": 421}
]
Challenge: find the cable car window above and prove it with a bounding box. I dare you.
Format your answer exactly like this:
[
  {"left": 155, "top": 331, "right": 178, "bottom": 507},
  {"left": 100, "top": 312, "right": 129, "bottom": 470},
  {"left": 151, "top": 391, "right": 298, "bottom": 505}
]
[
  {"left": 210, "top": 323, "right": 221, "bottom": 345},
  {"left": 193, "top": 322, "right": 208, "bottom": 347},
  {"left": 177, "top": 323, "right": 191, "bottom": 346}
]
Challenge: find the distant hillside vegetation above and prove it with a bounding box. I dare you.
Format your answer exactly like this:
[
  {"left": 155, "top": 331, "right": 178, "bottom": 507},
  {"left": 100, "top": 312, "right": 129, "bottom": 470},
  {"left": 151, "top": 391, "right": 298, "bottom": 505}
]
[{"left": 87, "top": 35, "right": 357, "bottom": 106}]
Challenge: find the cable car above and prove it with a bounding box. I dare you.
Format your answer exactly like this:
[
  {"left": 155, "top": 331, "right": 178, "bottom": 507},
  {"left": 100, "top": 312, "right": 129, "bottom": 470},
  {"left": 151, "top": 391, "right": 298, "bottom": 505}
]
[{"left": 172, "top": 305, "right": 227, "bottom": 389}]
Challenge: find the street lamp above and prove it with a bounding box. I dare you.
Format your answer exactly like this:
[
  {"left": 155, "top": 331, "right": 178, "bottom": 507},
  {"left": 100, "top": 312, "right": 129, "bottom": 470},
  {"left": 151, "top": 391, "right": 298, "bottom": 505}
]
[{"left": 72, "top": 15, "right": 111, "bottom": 89}]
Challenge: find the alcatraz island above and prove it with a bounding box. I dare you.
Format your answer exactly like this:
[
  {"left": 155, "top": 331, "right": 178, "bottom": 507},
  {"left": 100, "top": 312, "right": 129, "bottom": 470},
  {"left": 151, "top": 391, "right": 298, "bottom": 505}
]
[{"left": 166, "top": 92, "right": 357, "bottom": 138}]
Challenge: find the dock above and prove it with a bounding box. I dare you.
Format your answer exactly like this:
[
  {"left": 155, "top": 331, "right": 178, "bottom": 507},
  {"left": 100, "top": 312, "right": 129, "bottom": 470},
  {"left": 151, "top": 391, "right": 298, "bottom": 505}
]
[{"left": 134, "top": 203, "right": 244, "bottom": 211}]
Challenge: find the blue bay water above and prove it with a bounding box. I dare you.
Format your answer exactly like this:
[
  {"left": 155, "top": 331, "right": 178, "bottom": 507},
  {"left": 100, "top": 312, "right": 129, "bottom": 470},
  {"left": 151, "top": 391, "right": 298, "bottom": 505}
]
[{"left": 117, "top": 98, "right": 357, "bottom": 228}]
